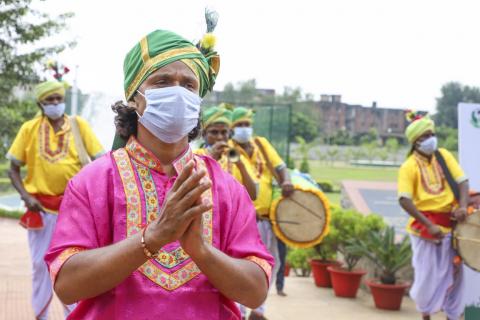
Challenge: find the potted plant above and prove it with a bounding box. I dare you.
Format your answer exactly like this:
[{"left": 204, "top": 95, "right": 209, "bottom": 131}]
[
  {"left": 348, "top": 226, "right": 412, "bottom": 310},
  {"left": 310, "top": 243, "right": 340, "bottom": 288},
  {"left": 286, "top": 248, "right": 313, "bottom": 277},
  {"left": 309, "top": 209, "right": 340, "bottom": 288},
  {"left": 327, "top": 209, "right": 384, "bottom": 298}
]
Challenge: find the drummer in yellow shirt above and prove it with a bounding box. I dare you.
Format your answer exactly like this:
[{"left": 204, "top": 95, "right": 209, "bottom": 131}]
[
  {"left": 397, "top": 114, "right": 468, "bottom": 320},
  {"left": 6, "top": 80, "right": 104, "bottom": 320},
  {"left": 230, "top": 107, "right": 293, "bottom": 319},
  {"left": 195, "top": 105, "right": 257, "bottom": 200}
]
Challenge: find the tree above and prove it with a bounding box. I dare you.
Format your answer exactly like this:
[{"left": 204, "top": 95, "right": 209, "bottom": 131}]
[
  {"left": 290, "top": 111, "right": 318, "bottom": 143},
  {"left": 326, "top": 147, "right": 339, "bottom": 166},
  {"left": 357, "top": 128, "right": 379, "bottom": 145},
  {"left": 0, "top": 0, "right": 74, "bottom": 159},
  {"left": 296, "top": 136, "right": 310, "bottom": 173},
  {"left": 363, "top": 141, "right": 379, "bottom": 162},
  {"left": 238, "top": 79, "right": 257, "bottom": 103},
  {"left": 331, "top": 129, "right": 353, "bottom": 145},
  {"left": 0, "top": 0, "right": 74, "bottom": 104},
  {"left": 435, "top": 82, "right": 480, "bottom": 129},
  {"left": 0, "top": 99, "right": 38, "bottom": 157},
  {"left": 351, "top": 147, "right": 365, "bottom": 162},
  {"left": 385, "top": 138, "right": 399, "bottom": 162},
  {"left": 436, "top": 125, "right": 458, "bottom": 151}
]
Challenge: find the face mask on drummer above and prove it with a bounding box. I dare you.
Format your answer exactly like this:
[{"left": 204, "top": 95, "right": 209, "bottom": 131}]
[{"left": 417, "top": 136, "right": 438, "bottom": 155}]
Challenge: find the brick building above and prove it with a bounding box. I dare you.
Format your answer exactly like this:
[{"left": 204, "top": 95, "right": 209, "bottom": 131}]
[{"left": 317, "top": 95, "right": 413, "bottom": 142}]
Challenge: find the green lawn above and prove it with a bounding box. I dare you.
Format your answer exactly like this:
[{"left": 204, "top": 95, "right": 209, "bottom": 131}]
[
  {"left": 308, "top": 161, "right": 399, "bottom": 206},
  {"left": 309, "top": 160, "right": 398, "bottom": 187},
  {"left": 324, "top": 192, "right": 341, "bottom": 206}
]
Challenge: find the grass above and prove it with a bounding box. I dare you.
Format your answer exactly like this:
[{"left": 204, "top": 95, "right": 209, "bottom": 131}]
[
  {"left": 309, "top": 160, "right": 398, "bottom": 187},
  {"left": 307, "top": 160, "right": 399, "bottom": 206},
  {"left": 0, "top": 208, "right": 22, "bottom": 219},
  {"left": 324, "top": 192, "right": 341, "bottom": 206}
]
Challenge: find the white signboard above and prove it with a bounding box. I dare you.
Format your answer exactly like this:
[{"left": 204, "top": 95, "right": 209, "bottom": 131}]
[{"left": 458, "top": 103, "right": 480, "bottom": 311}]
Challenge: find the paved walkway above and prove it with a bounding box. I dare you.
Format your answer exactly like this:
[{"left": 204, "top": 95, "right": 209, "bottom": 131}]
[{"left": 0, "top": 217, "right": 449, "bottom": 320}]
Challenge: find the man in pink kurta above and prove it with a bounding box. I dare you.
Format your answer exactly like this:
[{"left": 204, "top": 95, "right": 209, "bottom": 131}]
[
  {"left": 45, "top": 136, "right": 273, "bottom": 319},
  {"left": 46, "top": 22, "right": 274, "bottom": 320}
]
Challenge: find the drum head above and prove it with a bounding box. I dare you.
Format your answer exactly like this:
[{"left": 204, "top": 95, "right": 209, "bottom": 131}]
[
  {"left": 271, "top": 188, "right": 329, "bottom": 249},
  {"left": 455, "top": 210, "right": 480, "bottom": 271}
]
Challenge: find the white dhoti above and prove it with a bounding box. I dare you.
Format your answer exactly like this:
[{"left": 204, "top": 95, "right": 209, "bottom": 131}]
[
  {"left": 238, "top": 220, "right": 280, "bottom": 318},
  {"left": 409, "top": 234, "right": 465, "bottom": 320},
  {"left": 28, "top": 212, "right": 74, "bottom": 320},
  {"left": 253, "top": 220, "right": 280, "bottom": 315}
]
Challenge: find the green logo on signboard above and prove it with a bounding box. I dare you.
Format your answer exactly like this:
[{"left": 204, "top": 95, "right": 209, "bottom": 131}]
[{"left": 472, "top": 109, "right": 480, "bottom": 128}]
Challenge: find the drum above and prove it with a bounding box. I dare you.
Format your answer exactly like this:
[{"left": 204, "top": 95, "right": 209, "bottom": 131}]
[
  {"left": 454, "top": 209, "right": 480, "bottom": 271},
  {"left": 270, "top": 170, "right": 330, "bottom": 249}
]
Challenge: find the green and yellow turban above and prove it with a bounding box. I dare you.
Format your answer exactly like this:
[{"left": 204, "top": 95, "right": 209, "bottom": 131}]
[
  {"left": 232, "top": 107, "right": 254, "bottom": 127},
  {"left": 123, "top": 29, "right": 220, "bottom": 100},
  {"left": 203, "top": 106, "right": 232, "bottom": 128},
  {"left": 34, "top": 80, "right": 68, "bottom": 102},
  {"left": 405, "top": 117, "right": 435, "bottom": 144}
]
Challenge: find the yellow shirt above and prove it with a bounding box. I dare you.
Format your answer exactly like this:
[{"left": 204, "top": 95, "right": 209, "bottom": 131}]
[
  {"left": 7, "top": 115, "right": 104, "bottom": 196},
  {"left": 232, "top": 137, "right": 285, "bottom": 216},
  {"left": 398, "top": 148, "right": 467, "bottom": 234},
  {"left": 194, "top": 148, "right": 256, "bottom": 186}
]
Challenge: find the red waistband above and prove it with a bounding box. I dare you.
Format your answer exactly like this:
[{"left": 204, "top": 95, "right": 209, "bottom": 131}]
[
  {"left": 32, "top": 194, "right": 63, "bottom": 212},
  {"left": 410, "top": 211, "right": 452, "bottom": 240}
]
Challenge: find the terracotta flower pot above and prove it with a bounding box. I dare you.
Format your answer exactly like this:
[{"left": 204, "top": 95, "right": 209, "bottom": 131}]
[
  {"left": 327, "top": 266, "right": 366, "bottom": 298},
  {"left": 310, "top": 260, "right": 341, "bottom": 288},
  {"left": 284, "top": 264, "right": 291, "bottom": 277},
  {"left": 366, "top": 279, "right": 410, "bottom": 310}
]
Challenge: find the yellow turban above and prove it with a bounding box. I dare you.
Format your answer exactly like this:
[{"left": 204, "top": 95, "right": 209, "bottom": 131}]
[
  {"left": 34, "top": 81, "right": 68, "bottom": 102},
  {"left": 405, "top": 117, "right": 435, "bottom": 144}
]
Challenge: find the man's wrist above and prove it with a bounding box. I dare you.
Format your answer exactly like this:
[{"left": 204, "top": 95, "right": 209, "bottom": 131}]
[
  {"left": 20, "top": 192, "right": 31, "bottom": 201},
  {"left": 144, "top": 224, "right": 167, "bottom": 253},
  {"left": 189, "top": 242, "right": 213, "bottom": 264}
]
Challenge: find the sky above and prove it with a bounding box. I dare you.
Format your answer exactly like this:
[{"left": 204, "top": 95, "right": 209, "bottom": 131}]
[{"left": 35, "top": 0, "right": 480, "bottom": 113}]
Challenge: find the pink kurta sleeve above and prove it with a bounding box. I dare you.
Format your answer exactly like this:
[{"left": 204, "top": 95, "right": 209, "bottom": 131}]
[
  {"left": 216, "top": 164, "right": 275, "bottom": 283},
  {"left": 45, "top": 155, "right": 114, "bottom": 284}
]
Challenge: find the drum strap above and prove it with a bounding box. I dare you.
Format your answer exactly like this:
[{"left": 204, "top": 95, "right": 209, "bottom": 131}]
[
  {"left": 434, "top": 150, "right": 460, "bottom": 201},
  {"left": 254, "top": 137, "right": 281, "bottom": 184},
  {"left": 70, "top": 116, "right": 92, "bottom": 168}
]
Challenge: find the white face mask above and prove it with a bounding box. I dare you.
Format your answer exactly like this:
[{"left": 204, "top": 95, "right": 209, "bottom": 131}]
[
  {"left": 417, "top": 136, "right": 438, "bottom": 155},
  {"left": 137, "top": 86, "right": 202, "bottom": 144},
  {"left": 42, "top": 103, "right": 65, "bottom": 120},
  {"left": 233, "top": 127, "right": 253, "bottom": 143}
]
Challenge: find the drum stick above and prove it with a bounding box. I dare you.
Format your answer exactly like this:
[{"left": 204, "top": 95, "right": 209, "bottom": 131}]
[
  {"left": 288, "top": 198, "right": 324, "bottom": 221},
  {"left": 274, "top": 219, "right": 300, "bottom": 225}
]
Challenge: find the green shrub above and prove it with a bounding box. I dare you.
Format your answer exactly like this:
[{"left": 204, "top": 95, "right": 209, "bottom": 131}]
[
  {"left": 317, "top": 180, "right": 334, "bottom": 193},
  {"left": 347, "top": 226, "right": 412, "bottom": 284},
  {"left": 328, "top": 207, "right": 385, "bottom": 271},
  {"left": 286, "top": 248, "right": 314, "bottom": 277},
  {"left": 299, "top": 158, "right": 310, "bottom": 173}
]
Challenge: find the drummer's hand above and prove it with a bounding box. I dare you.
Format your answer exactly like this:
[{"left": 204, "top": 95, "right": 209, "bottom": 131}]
[
  {"left": 427, "top": 224, "right": 444, "bottom": 239},
  {"left": 22, "top": 194, "right": 44, "bottom": 212},
  {"left": 209, "top": 142, "right": 229, "bottom": 161},
  {"left": 145, "top": 162, "right": 212, "bottom": 251},
  {"left": 453, "top": 207, "right": 468, "bottom": 223},
  {"left": 281, "top": 180, "right": 294, "bottom": 197}
]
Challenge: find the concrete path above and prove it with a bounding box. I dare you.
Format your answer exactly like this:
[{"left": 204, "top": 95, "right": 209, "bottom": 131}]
[{"left": 0, "top": 217, "right": 449, "bottom": 320}]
